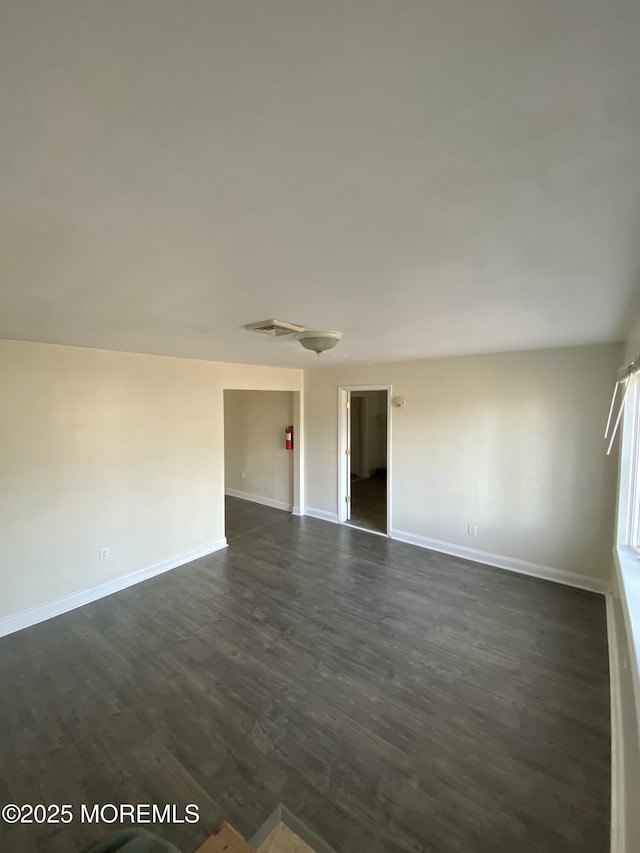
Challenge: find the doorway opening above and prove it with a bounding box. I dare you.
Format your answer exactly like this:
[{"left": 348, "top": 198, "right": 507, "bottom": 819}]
[
  {"left": 223, "top": 389, "right": 302, "bottom": 541},
  {"left": 338, "top": 386, "right": 390, "bottom": 535}
]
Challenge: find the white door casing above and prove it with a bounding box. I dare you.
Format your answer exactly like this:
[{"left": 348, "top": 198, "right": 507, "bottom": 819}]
[{"left": 337, "top": 385, "right": 392, "bottom": 534}]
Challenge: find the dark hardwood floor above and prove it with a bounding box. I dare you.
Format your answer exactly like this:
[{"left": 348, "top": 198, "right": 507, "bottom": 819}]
[
  {"left": 225, "top": 495, "right": 291, "bottom": 541},
  {"left": 348, "top": 475, "right": 387, "bottom": 534},
  {"left": 0, "top": 497, "right": 610, "bottom": 853}
]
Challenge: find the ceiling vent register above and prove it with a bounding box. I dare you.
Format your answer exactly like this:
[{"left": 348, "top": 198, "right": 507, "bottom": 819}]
[{"left": 245, "top": 320, "right": 305, "bottom": 337}]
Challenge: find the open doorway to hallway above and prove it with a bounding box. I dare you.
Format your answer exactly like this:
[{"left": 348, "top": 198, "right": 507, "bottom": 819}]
[
  {"left": 223, "top": 389, "right": 295, "bottom": 541},
  {"left": 340, "top": 387, "right": 389, "bottom": 535}
]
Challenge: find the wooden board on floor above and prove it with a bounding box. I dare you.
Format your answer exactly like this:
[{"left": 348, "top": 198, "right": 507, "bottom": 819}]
[
  {"left": 195, "top": 822, "right": 254, "bottom": 853},
  {"left": 256, "top": 821, "right": 317, "bottom": 853}
]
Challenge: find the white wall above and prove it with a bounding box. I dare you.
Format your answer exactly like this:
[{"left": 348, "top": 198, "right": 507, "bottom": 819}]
[
  {"left": 612, "top": 317, "right": 640, "bottom": 851},
  {"left": 0, "top": 340, "right": 302, "bottom": 628},
  {"left": 624, "top": 314, "right": 640, "bottom": 364},
  {"left": 224, "top": 390, "right": 294, "bottom": 508},
  {"left": 304, "top": 344, "right": 620, "bottom": 582},
  {"left": 610, "top": 587, "right": 640, "bottom": 850}
]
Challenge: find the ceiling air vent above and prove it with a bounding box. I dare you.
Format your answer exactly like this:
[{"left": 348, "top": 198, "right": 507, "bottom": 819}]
[{"left": 245, "top": 319, "right": 305, "bottom": 337}]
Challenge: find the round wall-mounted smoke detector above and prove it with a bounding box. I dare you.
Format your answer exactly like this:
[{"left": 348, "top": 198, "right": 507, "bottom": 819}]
[{"left": 295, "top": 330, "right": 343, "bottom": 355}]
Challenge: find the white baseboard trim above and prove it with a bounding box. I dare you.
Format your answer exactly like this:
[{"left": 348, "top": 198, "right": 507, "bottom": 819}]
[
  {"left": 292, "top": 506, "right": 303, "bottom": 516},
  {"left": 225, "top": 488, "right": 293, "bottom": 512},
  {"left": 345, "top": 522, "right": 389, "bottom": 538},
  {"left": 389, "top": 528, "right": 609, "bottom": 595},
  {"left": 303, "top": 507, "right": 339, "bottom": 523},
  {"left": 0, "top": 537, "right": 228, "bottom": 639},
  {"left": 606, "top": 594, "right": 625, "bottom": 853}
]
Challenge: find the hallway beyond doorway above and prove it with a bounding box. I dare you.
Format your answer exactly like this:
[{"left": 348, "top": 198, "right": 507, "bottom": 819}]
[
  {"left": 347, "top": 473, "right": 387, "bottom": 534},
  {"left": 340, "top": 387, "right": 389, "bottom": 535}
]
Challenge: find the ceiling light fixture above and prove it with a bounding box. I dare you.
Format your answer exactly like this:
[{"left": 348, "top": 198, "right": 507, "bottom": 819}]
[{"left": 295, "top": 330, "right": 343, "bottom": 355}]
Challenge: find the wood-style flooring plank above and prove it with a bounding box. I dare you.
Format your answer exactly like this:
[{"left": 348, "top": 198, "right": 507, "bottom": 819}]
[{"left": 0, "top": 497, "right": 609, "bottom": 853}]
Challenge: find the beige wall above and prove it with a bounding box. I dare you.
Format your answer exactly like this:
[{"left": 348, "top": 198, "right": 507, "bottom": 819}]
[
  {"left": 304, "top": 344, "right": 620, "bottom": 581},
  {"left": 224, "top": 390, "right": 294, "bottom": 508},
  {"left": 0, "top": 340, "right": 301, "bottom": 624},
  {"left": 352, "top": 390, "right": 387, "bottom": 475}
]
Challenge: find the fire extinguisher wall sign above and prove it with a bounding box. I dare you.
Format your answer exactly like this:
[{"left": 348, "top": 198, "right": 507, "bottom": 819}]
[{"left": 285, "top": 425, "right": 294, "bottom": 451}]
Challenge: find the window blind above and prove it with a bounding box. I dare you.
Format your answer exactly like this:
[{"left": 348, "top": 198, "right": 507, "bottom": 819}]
[{"left": 605, "top": 354, "right": 640, "bottom": 455}]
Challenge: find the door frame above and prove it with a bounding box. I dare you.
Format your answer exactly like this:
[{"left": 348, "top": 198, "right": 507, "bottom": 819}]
[{"left": 337, "top": 385, "right": 392, "bottom": 535}]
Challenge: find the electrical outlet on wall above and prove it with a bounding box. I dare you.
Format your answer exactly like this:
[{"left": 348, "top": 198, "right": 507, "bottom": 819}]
[
  {"left": 99, "top": 547, "right": 110, "bottom": 561},
  {"left": 467, "top": 524, "right": 478, "bottom": 537}
]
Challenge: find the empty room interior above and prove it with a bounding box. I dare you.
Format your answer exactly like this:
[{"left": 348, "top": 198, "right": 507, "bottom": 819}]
[{"left": 1, "top": 3, "right": 640, "bottom": 853}]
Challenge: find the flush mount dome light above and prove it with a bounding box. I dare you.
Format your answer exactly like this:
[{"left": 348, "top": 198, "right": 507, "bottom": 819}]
[{"left": 295, "top": 330, "right": 343, "bottom": 355}]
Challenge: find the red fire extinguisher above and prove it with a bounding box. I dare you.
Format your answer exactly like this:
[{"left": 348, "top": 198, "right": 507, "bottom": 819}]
[{"left": 285, "top": 425, "right": 294, "bottom": 451}]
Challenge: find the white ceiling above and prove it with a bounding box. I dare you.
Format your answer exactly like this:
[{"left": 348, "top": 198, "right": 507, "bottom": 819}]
[{"left": 1, "top": 1, "right": 639, "bottom": 368}]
